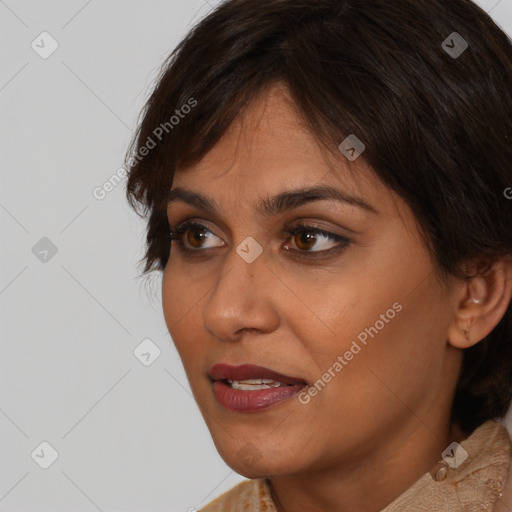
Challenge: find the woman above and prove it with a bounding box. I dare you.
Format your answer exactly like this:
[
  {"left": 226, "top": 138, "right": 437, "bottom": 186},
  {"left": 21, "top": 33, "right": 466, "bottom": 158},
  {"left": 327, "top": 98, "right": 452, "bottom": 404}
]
[{"left": 124, "top": 0, "right": 512, "bottom": 510}]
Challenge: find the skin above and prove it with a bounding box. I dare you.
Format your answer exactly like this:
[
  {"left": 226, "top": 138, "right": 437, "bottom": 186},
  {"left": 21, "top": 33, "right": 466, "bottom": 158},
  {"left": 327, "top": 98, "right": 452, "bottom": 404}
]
[{"left": 162, "top": 82, "right": 512, "bottom": 512}]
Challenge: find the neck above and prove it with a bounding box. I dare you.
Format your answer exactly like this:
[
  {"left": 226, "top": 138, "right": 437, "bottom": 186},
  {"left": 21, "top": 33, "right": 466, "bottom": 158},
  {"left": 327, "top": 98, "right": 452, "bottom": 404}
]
[{"left": 268, "top": 418, "right": 468, "bottom": 512}]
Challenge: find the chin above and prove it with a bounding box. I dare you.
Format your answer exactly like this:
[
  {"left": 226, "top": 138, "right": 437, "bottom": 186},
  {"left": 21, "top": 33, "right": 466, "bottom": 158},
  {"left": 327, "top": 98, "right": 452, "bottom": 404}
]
[
  {"left": 224, "top": 457, "right": 290, "bottom": 480},
  {"left": 214, "top": 439, "right": 307, "bottom": 479}
]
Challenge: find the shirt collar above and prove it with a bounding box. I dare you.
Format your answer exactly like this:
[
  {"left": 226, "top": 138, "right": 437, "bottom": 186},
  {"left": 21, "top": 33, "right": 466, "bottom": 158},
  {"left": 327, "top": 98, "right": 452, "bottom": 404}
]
[{"left": 380, "top": 419, "right": 511, "bottom": 511}]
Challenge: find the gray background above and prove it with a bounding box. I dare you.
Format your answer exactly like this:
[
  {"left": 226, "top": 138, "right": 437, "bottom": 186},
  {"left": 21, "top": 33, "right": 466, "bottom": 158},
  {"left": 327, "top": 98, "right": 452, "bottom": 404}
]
[{"left": 1, "top": 1, "right": 511, "bottom": 511}]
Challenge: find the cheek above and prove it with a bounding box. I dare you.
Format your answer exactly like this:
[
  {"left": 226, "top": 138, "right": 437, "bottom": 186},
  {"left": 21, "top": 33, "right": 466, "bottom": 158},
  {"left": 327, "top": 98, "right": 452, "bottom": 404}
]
[
  {"left": 278, "top": 266, "right": 404, "bottom": 368},
  {"left": 162, "top": 264, "right": 219, "bottom": 386},
  {"left": 162, "top": 267, "right": 180, "bottom": 332},
  {"left": 162, "top": 258, "right": 208, "bottom": 325},
  {"left": 304, "top": 279, "right": 448, "bottom": 434},
  {"left": 284, "top": 246, "right": 445, "bottom": 412},
  {"left": 162, "top": 266, "right": 202, "bottom": 354}
]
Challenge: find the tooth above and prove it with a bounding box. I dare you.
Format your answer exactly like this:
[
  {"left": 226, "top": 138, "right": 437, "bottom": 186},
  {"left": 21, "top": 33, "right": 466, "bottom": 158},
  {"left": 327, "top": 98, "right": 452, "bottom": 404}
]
[
  {"left": 229, "top": 379, "right": 287, "bottom": 390},
  {"left": 234, "top": 379, "right": 275, "bottom": 384}
]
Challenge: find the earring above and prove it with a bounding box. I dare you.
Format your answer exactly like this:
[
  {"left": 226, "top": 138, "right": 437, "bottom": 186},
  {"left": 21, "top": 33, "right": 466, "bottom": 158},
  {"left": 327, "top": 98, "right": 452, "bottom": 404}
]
[
  {"left": 471, "top": 297, "right": 481, "bottom": 304},
  {"left": 461, "top": 327, "right": 470, "bottom": 341}
]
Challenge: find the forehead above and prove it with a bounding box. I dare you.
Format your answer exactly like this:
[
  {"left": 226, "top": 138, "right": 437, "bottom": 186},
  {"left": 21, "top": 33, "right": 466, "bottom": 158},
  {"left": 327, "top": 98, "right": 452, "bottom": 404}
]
[{"left": 171, "top": 83, "right": 398, "bottom": 216}]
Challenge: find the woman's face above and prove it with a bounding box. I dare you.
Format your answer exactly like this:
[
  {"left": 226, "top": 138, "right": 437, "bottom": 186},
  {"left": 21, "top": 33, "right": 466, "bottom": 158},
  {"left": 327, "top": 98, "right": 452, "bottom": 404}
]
[{"left": 162, "top": 83, "right": 463, "bottom": 478}]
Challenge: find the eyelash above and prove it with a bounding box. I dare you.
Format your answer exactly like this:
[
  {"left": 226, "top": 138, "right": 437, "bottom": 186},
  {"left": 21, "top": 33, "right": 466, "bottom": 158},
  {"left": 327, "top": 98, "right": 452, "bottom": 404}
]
[{"left": 168, "top": 220, "right": 351, "bottom": 260}]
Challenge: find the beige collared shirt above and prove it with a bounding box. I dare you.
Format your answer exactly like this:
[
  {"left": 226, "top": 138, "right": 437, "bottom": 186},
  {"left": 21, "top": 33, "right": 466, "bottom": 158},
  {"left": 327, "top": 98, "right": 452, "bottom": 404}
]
[{"left": 201, "top": 419, "right": 512, "bottom": 511}]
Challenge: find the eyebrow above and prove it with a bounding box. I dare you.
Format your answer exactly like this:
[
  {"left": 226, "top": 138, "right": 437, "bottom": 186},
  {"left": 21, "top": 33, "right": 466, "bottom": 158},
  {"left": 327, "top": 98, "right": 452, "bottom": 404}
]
[{"left": 166, "top": 185, "right": 378, "bottom": 216}]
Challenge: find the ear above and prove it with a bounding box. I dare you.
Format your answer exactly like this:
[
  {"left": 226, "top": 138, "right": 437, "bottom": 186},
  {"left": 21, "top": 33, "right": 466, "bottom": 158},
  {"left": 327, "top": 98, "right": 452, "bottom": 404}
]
[{"left": 448, "top": 256, "right": 512, "bottom": 349}]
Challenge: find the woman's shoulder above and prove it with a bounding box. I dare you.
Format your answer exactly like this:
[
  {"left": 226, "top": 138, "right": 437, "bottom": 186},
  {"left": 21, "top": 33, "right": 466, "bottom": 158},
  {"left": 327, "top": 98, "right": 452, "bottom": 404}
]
[{"left": 200, "top": 478, "right": 276, "bottom": 512}]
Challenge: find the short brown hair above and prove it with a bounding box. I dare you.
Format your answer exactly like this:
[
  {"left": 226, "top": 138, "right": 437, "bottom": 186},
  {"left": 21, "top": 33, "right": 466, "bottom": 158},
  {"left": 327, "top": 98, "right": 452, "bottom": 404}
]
[{"left": 125, "top": 0, "right": 512, "bottom": 434}]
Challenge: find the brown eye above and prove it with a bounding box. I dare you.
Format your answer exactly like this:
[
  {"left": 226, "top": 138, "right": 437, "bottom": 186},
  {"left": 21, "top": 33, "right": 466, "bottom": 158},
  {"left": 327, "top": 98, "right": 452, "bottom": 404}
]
[
  {"left": 169, "top": 221, "right": 225, "bottom": 251},
  {"left": 294, "top": 231, "right": 317, "bottom": 251},
  {"left": 186, "top": 228, "right": 208, "bottom": 248},
  {"left": 285, "top": 223, "right": 350, "bottom": 253}
]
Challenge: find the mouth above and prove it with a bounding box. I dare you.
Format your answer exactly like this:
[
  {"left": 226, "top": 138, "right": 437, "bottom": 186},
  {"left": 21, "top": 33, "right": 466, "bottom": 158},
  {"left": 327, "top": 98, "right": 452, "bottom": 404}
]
[{"left": 208, "top": 363, "right": 308, "bottom": 413}]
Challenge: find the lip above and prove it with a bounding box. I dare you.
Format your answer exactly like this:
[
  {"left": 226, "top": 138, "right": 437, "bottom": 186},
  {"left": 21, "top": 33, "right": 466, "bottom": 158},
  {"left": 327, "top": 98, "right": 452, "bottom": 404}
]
[
  {"left": 209, "top": 363, "right": 307, "bottom": 413},
  {"left": 209, "top": 363, "right": 306, "bottom": 385}
]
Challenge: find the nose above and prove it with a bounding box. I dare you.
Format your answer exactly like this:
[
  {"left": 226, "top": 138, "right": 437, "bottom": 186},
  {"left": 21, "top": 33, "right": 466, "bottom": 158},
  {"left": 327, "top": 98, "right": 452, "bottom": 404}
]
[{"left": 202, "top": 247, "right": 280, "bottom": 342}]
